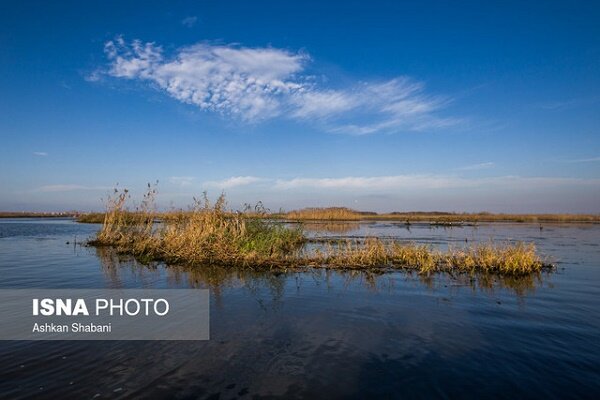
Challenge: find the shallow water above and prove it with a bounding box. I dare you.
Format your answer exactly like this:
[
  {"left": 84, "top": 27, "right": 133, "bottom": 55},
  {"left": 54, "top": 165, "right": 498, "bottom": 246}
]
[{"left": 0, "top": 218, "right": 599, "bottom": 398}]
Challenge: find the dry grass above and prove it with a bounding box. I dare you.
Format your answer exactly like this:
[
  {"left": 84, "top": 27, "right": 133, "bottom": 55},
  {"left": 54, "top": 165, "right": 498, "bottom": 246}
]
[
  {"left": 89, "top": 186, "right": 551, "bottom": 276},
  {"left": 76, "top": 212, "right": 109, "bottom": 223},
  {"left": 285, "top": 207, "right": 364, "bottom": 221},
  {"left": 281, "top": 207, "right": 600, "bottom": 223},
  {"left": 91, "top": 188, "right": 305, "bottom": 268},
  {"left": 313, "top": 238, "right": 544, "bottom": 275}
]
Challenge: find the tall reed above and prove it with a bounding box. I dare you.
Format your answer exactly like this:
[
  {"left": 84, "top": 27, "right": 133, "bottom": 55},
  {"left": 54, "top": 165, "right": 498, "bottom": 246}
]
[{"left": 92, "top": 187, "right": 304, "bottom": 267}]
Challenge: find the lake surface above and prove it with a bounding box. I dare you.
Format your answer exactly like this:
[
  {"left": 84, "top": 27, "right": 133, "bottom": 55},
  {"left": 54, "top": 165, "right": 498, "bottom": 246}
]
[{"left": 0, "top": 218, "right": 599, "bottom": 399}]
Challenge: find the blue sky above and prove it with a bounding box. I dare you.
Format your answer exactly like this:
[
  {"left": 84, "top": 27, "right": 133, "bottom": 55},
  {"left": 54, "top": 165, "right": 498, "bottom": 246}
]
[{"left": 1, "top": 0, "right": 599, "bottom": 212}]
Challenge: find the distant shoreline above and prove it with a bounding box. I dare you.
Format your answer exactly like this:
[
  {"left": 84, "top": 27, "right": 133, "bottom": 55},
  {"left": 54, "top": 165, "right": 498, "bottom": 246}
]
[
  {"left": 4, "top": 209, "right": 598, "bottom": 224},
  {"left": 0, "top": 212, "right": 77, "bottom": 219}
]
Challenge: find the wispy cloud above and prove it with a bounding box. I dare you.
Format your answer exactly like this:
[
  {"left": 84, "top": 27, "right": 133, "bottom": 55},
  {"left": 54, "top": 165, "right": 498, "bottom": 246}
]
[
  {"left": 99, "top": 37, "right": 459, "bottom": 133},
  {"left": 169, "top": 176, "right": 195, "bottom": 186},
  {"left": 33, "top": 152, "right": 48, "bottom": 156},
  {"left": 204, "top": 176, "right": 266, "bottom": 189},
  {"left": 536, "top": 99, "right": 580, "bottom": 111},
  {"left": 564, "top": 156, "right": 600, "bottom": 163},
  {"left": 274, "top": 175, "right": 466, "bottom": 190},
  {"left": 35, "top": 184, "right": 111, "bottom": 193},
  {"left": 455, "top": 162, "right": 494, "bottom": 171},
  {"left": 85, "top": 70, "right": 102, "bottom": 82},
  {"left": 535, "top": 97, "right": 598, "bottom": 111},
  {"left": 181, "top": 16, "right": 198, "bottom": 28},
  {"left": 200, "top": 174, "right": 600, "bottom": 192}
]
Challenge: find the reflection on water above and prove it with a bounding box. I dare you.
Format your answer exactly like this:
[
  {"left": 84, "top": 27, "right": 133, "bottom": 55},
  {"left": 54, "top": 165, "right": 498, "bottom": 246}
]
[{"left": 0, "top": 219, "right": 599, "bottom": 398}]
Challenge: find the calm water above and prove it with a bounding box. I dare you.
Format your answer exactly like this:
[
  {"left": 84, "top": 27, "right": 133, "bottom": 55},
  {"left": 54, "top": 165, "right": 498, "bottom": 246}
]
[{"left": 0, "top": 218, "right": 599, "bottom": 399}]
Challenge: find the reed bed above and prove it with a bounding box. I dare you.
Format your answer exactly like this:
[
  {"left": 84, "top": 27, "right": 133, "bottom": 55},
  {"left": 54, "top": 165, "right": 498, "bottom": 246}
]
[
  {"left": 383, "top": 212, "right": 600, "bottom": 224},
  {"left": 88, "top": 187, "right": 551, "bottom": 276},
  {"left": 91, "top": 189, "right": 305, "bottom": 268},
  {"left": 77, "top": 207, "right": 600, "bottom": 224},
  {"left": 316, "top": 238, "right": 545, "bottom": 275},
  {"left": 280, "top": 207, "right": 600, "bottom": 223},
  {"left": 285, "top": 207, "right": 365, "bottom": 221},
  {"left": 76, "top": 212, "right": 110, "bottom": 223}
]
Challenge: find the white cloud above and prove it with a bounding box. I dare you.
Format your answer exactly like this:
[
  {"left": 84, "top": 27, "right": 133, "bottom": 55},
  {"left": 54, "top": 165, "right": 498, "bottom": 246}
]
[
  {"left": 204, "top": 176, "right": 267, "bottom": 189},
  {"left": 169, "top": 176, "right": 195, "bottom": 186},
  {"left": 181, "top": 16, "right": 198, "bottom": 28},
  {"left": 101, "top": 37, "right": 458, "bottom": 133},
  {"left": 104, "top": 37, "right": 163, "bottom": 79},
  {"left": 33, "top": 152, "right": 48, "bottom": 156},
  {"left": 104, "top": 37, "right": 306, "bottom": 121}
]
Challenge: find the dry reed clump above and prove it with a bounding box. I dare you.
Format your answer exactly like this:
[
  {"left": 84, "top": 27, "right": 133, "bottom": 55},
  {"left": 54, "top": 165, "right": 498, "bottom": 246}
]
[
  {"left": 441, "top": 242, "right": 543, "bottom": 275},
  {"left": 91, "top": 187, "right": 305, "bottom": 268},
  {"left": 286, "top": 207, "right": 363, "bottom": 221},
  {"left": 311, "top": 238, "right": 545, "bottom": 275},
  {"left": 89, "top": 186, "right": 550, "bottom": 275}
]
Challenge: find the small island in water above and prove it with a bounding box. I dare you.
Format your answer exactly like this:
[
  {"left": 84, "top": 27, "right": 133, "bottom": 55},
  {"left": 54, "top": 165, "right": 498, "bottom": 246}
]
[{"left": 75, "top": 185, "right": 563, "bottom": 277}]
